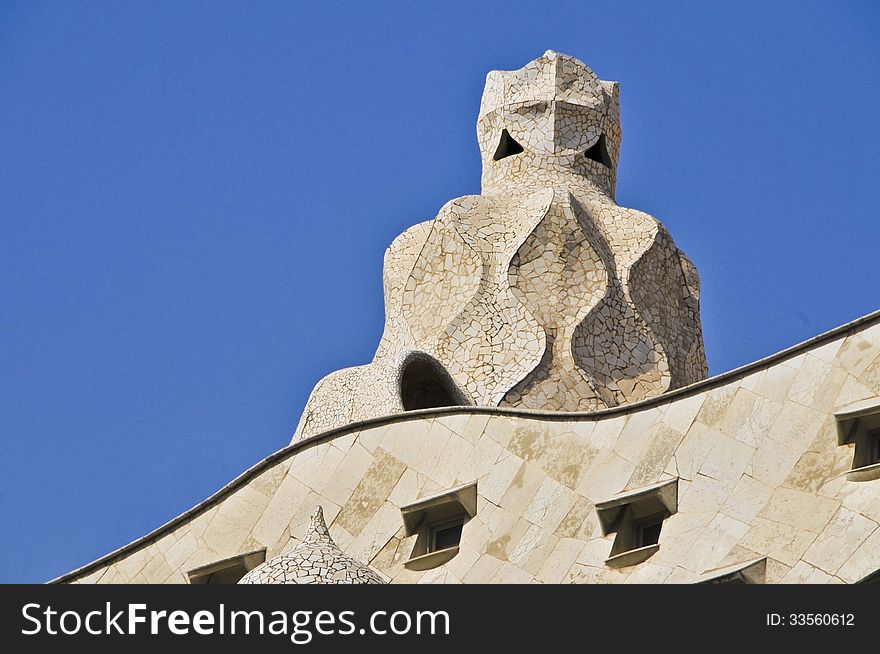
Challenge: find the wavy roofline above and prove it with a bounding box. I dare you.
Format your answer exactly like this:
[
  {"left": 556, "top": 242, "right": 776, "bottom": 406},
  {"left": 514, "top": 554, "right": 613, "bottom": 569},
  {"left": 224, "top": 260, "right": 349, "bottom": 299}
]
[{"left": 50, "top": 307, "right": 880, "bottom": 583}]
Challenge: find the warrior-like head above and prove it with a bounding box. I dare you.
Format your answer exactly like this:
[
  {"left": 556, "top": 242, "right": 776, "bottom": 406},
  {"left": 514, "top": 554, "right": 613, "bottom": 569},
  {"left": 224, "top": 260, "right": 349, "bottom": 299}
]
[{"left": 477, "top": 50, "right": 621, "bottom": 197}]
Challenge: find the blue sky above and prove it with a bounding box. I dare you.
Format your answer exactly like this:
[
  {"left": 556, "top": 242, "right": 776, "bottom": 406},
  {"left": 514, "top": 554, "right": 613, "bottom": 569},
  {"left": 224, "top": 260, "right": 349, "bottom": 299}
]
[{"left": 1, "top": 2, "right": 878, "bottom": 583}]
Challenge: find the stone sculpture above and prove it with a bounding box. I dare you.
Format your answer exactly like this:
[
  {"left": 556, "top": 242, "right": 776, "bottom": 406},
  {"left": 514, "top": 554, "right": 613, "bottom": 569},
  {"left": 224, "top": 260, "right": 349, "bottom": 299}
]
[{"left": 294, "top": 51, "right": 707, "bottom": 441}]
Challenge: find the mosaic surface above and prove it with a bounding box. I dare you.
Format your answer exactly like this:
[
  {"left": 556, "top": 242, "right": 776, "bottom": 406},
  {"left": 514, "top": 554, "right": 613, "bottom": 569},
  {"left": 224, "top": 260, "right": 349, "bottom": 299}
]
[
  {"left": 238, "top": 506, "right": 385, "bottom": 584},
  {"left": 294, "top": 51, "right": 707, "bottom": 440}
]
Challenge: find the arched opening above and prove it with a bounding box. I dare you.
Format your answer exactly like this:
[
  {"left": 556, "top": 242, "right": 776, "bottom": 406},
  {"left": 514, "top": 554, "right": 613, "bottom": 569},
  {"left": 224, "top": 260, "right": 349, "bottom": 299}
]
[
  {"left": 585, "top": 133, "right": 611, "bottom": 167},
  {"left": 400, "top": 357, "right": 462, "bottom": 410},
  {"left": 493, "top": 129, "right": 524, "bottom": 161}
]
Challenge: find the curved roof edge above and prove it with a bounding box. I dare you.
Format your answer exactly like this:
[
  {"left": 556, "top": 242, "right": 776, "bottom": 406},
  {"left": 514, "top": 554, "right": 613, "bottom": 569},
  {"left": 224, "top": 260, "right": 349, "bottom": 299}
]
[{"left": 50, "top": 307, "right": 880, "bottom": 584}]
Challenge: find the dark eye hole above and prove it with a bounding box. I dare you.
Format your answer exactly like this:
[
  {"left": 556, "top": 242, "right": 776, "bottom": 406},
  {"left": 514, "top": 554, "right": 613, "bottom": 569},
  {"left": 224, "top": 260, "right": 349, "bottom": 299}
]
[
  {"left": 493, "top": 129, "right": 524, "bottom": 161},
  {"left": 585, "top": 134, "right": 612, "bottom": 167}
]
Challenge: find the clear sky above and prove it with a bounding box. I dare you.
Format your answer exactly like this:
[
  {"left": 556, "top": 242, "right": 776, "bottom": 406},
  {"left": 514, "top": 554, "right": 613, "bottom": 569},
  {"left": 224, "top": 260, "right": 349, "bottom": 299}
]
[{"left": 1, "top": 1, "right": 878, "bottom": 583}]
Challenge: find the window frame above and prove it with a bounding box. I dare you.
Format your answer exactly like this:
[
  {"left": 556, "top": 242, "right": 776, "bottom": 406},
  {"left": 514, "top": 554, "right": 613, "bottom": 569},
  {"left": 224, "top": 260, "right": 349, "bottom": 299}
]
[
  {"left": 185, "top": 548, "right": 266, "bottom": 584},
  {"left": 632, "top": 512, "right": 666, "bottom": 550},
  {"left": 835, "top": 400, "right": 880, "bottom": 482},
  {"left": 399, "top": 481, "right": 477, "bottom": 571},
  {"left": 871, "top": 429, "right": 880, "bottom": 464},
  {"left": 428, "top": 517, "right": 465, "bottom": 553}
]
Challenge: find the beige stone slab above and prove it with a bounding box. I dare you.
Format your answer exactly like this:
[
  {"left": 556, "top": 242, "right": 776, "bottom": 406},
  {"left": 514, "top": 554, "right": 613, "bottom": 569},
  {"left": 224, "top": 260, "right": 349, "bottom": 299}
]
[
  {"left": 840, "top": 482, "right": 880, "bottom": 523},
  {"left": 163, "top": 531, "right": 200, "bottom": 573},
  {"left": 683, "top": 513, "right": 749, "bottom": 573},
  {"left": 837, "top": 335, "right": 880, "bottom": 378},
  {"left": 588, "top": 416, "right": 626, "bottom": 450},
  {"left": 764, "top": 557, "right": 792, "bottom": 584},
  {"left": 457, "top": 434, "right": 505, "bottom": 489},
  {"left": 623, "top": 563, "right": 674, "bottom": 584},
  {"left": 732, "top": 396, "right": 782, "bottom": 448},
  {"left": 347, "top": 502, "right": 404, "bottom": 566},
  {"left": 443, "top": 542, "right": 480, "bottom": 580},
  {"left": 661, "top": 393, "right": 705, "bottom": 433},
  {"left": 752, "top": 363, "right": 798, "bottom": 404},
  {"left": 490, "top": 561, "right": 534, "bottom": 583},
  {"left": 287, "top": 444, "right": 333, "bottom": 492},
  {"left": 458, "top": 414, "right": 491, "bottom": 444},
  {"left": 575, "top": 448, "right": 637, "bottom": 501},
  {"left": 695, "top": 384, "right": 739, "bottom": 429},
  {"left": 615, "top": 408, "right": 664, "bottom": 464},
  {"left": 507, "top": 426, "right": 597, "bottom": 490},
  {"left": 783, "top": 449, "right": 843, "bottom": 495},
  {"left": 358, "top": 424, "right": 389, "bottom": 454},
  {"left": 781, "top": 561, "right": 835, "bottom": 584},
  {"left": 480, "top": 452, "right": 524, "bottom": 505},
  {"left": 484, "top": 416, "right": 526, "bottom": 450},
  {"left": 653, "top": 511, "right": 714, "bottom": 568},
  {"left": 766, "top": 402, "right": 827, "bottom": 453},
  {"left": 721, "top": 475, "right": 773, "bottom": 524},
  {"left": 758, "top": 487, "right": 839, "bottom": 534},
  {"left": 564, "top": 563, "right": 629, "bottom": 584},
  {"left": 699, "top": 436, "right": 754, "bottom": 483},
  {"left": 250, "top": 461, "right": 289, "bottom": 500},
  {"left": 462, "top": 554, "right": 505, "bottom": 583},
  {"left": 787, "top": 355, "right": 834, "bottom": 408},
  {"left": 748, "top": 437, "right": 801, "bottom": 487},
  {"left": 432, "top": 432, "right": 476, "bottom": 489},
  {"left": 500, "top": 461, "right": 544, "bottom": 515},
  {"left": 837, "top": 528, "right": 880, "bottom": 583},
  {"left": 485, "top": 515, "right": 531, "bottom": 562},
  {"left": 626, "top": 423, "right": 686, "bottom": 489},
  {"left": 671, "top": 421, "right": 718, "bottom": 481},
  {"left": 678, "top": 473, "right": 736, "bottom": 513},
  {"left": 378, "top": 421, "right": 433, "bottom": 471},
  {"left": 320, "top": 442, "right": 374, "bottom": 507},
  {"left": 802, "top": 507, "right": 876, "bottom": 575},
  {"left": 523, "top": 476, "right": 575, "bottom": 532},
  {"left": 740, "top": 518, "right": 818, "bottom": 567},
  {"left": 834, "top": 375, "right": 875, "bottom": 409},
  {"left": 719, "top": 388, "right": 759, "bottom": 440},
  {"left": 506, "top": 523, "right": 544, "bottom": 568},
  {"left": 251, "top": 472, "right": 309, "bottom": 551},
  {"left": 554, "top": 494, "right": 596, "bottom": 540},
  {"left": 534, "top": 537, "right": 585, "bottom": 583},
  {"left": 334, "top": 448, "right": 407, "bottom": 537},
  {"left": 201, "top": 485, "right": 271, "bottom": 555}
]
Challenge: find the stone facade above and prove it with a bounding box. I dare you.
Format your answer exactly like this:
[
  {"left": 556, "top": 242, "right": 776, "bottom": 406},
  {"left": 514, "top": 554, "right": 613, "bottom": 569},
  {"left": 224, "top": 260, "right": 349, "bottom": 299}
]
[
  {"left": 55, "top": 311, "right": 880, "bottom": 584},
  {"left": 293, "top": 51, "right": 706, "bottom": 441},
  {"left": 53, "top": 52, "right": 880, "bottom": 585}
]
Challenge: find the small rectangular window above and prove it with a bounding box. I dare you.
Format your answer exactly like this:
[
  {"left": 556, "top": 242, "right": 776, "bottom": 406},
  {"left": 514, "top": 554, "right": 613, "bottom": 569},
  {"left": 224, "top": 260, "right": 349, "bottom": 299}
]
[
  {"left": 634, "top": 515, "right": 664, "bottom": 549},
  {"left": 835, "top": 400, "right": 880, "bottom": 481},
  {"left": 186, "top": 549, "right": 266, "bottom": 584},
  {"left": 430, "top": 520, "right": 464, "bottom": 552},
  {"left": 399, "top": 481, "right": 477, "bottom": 571},
  {"left": 595, "top": 478, "right": 678, "bottom": 568}
]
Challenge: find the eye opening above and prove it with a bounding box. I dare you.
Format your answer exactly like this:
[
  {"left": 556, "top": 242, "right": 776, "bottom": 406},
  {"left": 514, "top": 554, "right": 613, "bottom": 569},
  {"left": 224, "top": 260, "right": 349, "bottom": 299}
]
[
  {"left": 585, "top": 133, "right": 612, "bottom": 167},
  {"left": 492, "top": 129, "right": 524, "bottom": 161}
]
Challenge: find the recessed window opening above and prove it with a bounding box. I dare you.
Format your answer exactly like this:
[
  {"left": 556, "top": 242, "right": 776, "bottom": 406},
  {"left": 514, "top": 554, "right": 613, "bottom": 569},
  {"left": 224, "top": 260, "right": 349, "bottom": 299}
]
[
  {"left": 585, "top": 133, "right": 611, "bottom": 167},
  {"left": 493, "top": 129, "right": 524, "bottom": 161},
  {"left": 634, "top": 514, "right": 664, "bottom": 549},
  {"left": 430, "top": 519, "right": 464, "bottom": 552},
  {"left": 595, "top": 479, "right": 678, "bottom": 568},
  {"left": 400, "top": 482, "right": 477, "bottom": 571},
  {"left": 186, "top": 549, "right": 266, "bottom": 584},
  {"left": 835, "top": 399, "right": 880, "bottom": 482},
  {"left": 872, "top": 430, "right": 880, "bottom": 463},
  {"left": 400, "top": 357, "right": 462, "bottom": 410}
]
